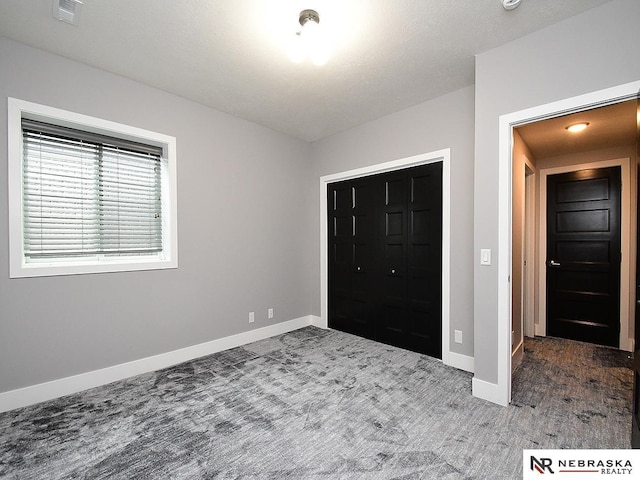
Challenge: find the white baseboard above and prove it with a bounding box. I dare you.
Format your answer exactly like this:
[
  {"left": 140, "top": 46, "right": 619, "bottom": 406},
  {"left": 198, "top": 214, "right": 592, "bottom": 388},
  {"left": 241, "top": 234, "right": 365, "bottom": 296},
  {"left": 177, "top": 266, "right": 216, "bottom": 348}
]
[
  {"left": 310, "top": 315, "right": 324, "bottom": 328},
  {"left": 534, "top": 323, "right": 545, "bottom": 337},
  {"left": 0, "top": 315, "right": 315, "bottom": 413},
  {"left": 445, "top": 351, "right": 474, "bottom": 373},
  {"left": 620, "top": 337, "right": 633, "bottom": 353},
  {"left": 512, "top": 341, "right": 524, "bottom": 373},
  {"left": 472, "top": 377, "right": 509, "bottom": 406}
]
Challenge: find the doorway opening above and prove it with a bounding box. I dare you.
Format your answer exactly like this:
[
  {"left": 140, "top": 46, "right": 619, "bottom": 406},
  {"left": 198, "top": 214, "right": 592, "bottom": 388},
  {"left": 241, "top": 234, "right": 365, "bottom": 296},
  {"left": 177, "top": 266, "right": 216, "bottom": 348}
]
[{"left": 495, "top": 80, "right": 640, "bottom": 406}]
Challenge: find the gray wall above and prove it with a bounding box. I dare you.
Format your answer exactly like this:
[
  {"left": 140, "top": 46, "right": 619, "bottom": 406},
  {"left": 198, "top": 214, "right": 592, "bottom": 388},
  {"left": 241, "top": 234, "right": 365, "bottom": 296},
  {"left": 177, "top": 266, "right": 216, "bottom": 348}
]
[
  {"left": 3, "top": 0, "right": 639, "bottom": 399},
  {"left": 474, "top": 0, "right": 640, "bottom": 384},
  {"left": 0, "top": 38, "right": 314, "bottom": 393},
  {"left": 310, "top": 86, "right": 476, "bottom": 358}
]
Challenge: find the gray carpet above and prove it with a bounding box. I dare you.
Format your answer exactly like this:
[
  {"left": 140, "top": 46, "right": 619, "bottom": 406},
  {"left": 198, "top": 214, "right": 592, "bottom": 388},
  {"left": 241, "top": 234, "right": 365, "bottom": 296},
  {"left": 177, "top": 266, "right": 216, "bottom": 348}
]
[{"left": 0, "top": 327, "right": 633, "bottom": 479}]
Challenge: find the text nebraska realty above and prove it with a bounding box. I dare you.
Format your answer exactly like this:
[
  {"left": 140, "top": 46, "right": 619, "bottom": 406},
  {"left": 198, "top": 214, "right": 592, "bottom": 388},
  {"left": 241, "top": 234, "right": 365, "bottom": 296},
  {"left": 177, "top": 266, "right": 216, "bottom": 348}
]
[{"left": 558, "top": 459, "right": 632, "bottom": 475}]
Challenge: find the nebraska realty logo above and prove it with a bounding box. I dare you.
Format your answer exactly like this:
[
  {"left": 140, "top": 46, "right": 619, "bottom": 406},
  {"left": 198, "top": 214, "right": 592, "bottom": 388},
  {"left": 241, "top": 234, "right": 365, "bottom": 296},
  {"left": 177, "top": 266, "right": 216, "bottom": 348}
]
[{"left": 523, "top": 450, "right": 640, "bottom": 479}]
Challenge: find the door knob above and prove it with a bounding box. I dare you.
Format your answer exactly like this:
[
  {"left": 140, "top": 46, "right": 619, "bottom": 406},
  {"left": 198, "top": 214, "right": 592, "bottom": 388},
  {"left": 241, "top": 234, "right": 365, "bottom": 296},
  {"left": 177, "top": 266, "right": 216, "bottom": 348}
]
[
  {"left": 549, "top": 260, "right": 561, "bottom": 267},
  {"left": 356, "top": 266, "right": 361, "bottom": 272},
  {"left": 391, "top": 269, "right": 396, "bottom": 274}
]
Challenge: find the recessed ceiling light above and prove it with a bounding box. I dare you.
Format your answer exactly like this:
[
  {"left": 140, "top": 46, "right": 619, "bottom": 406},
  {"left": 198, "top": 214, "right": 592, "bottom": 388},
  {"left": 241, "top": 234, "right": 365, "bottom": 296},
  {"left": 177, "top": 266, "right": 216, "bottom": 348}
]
[{"left": 565, "top": 122, "right": 590, "bottom": 133}]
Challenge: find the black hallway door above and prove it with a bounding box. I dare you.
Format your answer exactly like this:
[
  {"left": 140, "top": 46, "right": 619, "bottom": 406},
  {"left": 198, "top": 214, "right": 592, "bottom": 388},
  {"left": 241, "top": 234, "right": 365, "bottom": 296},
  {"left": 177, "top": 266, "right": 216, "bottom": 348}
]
[
  {"left": 546, "top": 167, "right": 621, "bottom": 348},
  {"left": 328, "top": 163, "right": 442, "bottom": 358}
]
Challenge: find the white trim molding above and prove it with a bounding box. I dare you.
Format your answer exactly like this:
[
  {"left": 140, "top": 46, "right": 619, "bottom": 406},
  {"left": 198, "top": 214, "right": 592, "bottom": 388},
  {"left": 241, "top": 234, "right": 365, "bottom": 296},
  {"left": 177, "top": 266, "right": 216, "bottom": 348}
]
[
  {"left": 512, "top": 340, "right": 524, "bottom": 373},
  {"left": 448, "top": 351, "right": 474, "bottom": 373},
  {"left": 472, "top": 377, "right": 505, "bottom": 406},
  {"left": 7, "top": 97, "right": 178, "bottom": 278},
  {"left": 0, "top": 316, "right": 315, "bottom": 413},
  {"left": 310, "top": 315, "right": 324, "bottom": 328},
  {"left": 319, "top": 149, "right": 454, "bottom": 367},
  {"left": 495, "top": 80, "right": 640, "bottom": 407}
]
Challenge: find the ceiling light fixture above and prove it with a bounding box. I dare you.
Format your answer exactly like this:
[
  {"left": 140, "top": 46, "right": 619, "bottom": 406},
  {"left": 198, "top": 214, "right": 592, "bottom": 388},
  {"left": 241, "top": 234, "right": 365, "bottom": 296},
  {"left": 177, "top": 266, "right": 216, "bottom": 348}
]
[
  {"left": 502, "top": 0, "right": 522, "bottom": 11},
  {"left": 565, "top": 122, "right": 590, "bottom": 133},
  {"left": 288, "top": 9, "right": 330, "bottom": 66}
]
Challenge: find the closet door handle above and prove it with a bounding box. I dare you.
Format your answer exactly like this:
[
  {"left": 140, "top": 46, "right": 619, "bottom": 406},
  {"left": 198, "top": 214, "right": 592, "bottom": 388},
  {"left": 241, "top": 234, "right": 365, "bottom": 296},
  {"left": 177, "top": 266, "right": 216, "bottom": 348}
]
[
  {"left": 390, "top": 269, "right": 396, "bottom": 274},
  {"left": 549, "top": 260, "right": 561, "bottom": 267}
]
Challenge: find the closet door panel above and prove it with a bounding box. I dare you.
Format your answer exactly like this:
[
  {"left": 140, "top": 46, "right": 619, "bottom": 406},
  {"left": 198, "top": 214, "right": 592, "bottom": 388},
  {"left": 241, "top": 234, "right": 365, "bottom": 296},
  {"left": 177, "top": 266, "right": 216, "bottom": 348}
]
[
  {"left": 328, "top": 177, "right": 380, "bottom": 339},
  {"left": 328, "top": 162, "right": 442, "bottom": 359},
  {"left": 377, "top": 171, "right": 409, "bottom": 347},
  {"left": 407, "top": 164, "right": 443, "bottom": 357}
]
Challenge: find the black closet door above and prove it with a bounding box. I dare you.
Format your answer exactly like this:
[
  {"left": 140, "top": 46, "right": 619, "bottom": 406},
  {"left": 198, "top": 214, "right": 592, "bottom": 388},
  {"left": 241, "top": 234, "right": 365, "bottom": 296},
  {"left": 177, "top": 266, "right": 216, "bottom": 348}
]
[
  {"left": 328, "top": 162, "right": 442, "bottom": 359},
  {"left": 328, "top": 176, "right": 381, "bottom": 339},
  {"left": 407, "top": 164, "right": 443, "bottom": 357},
  {"left": 377, "top": 164, "right": 442, "bottom": 357},
  {"left": 378, "top": 170, "right": 410, "bottom": 348}
]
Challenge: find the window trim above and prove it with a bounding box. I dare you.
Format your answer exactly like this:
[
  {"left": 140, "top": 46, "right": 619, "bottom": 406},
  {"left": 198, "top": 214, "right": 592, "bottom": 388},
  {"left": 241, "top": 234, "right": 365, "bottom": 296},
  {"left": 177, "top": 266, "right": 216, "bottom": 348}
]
[{"left": 8, "top": 98, "right": 178, "bottom": 278}]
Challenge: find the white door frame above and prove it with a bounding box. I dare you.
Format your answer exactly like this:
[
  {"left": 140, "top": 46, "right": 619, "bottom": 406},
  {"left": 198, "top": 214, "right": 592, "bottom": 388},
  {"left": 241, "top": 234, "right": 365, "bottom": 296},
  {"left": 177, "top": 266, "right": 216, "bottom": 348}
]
[
  {"left": 319, "top": 149, "right": 453, "bottom": 366},
  {"left": 497, "top": 80, "right": 640, "bottom": 406},
  {"left": 537, "top": 158, "right": 632, "bottom": 350},
  {"left": 524, "top": 164, "right": 536, "bottom": 339}
]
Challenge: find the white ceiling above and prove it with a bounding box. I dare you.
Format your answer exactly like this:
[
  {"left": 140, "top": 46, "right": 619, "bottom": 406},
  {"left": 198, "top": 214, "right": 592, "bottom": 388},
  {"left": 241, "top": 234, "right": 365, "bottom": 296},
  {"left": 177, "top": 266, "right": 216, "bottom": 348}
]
[
  {"left": 516, "top": 100, "right": 638, "bottom": 159},
  {"left": 0, "top": 0, "right": 615, "bottom": 142}
]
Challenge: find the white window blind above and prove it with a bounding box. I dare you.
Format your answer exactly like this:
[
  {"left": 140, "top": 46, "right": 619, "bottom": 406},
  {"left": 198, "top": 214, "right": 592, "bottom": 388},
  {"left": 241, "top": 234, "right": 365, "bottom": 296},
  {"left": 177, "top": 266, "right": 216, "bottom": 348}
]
[{"left": 22, "top": 119, "right": 163, "bottom": 260}]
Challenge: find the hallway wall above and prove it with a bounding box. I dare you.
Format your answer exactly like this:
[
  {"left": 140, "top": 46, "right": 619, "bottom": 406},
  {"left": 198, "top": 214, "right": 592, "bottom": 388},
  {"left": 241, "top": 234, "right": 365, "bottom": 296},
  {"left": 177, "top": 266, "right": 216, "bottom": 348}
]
[{"left": 474, "top": 0, "right": 640, "bottom": 393}]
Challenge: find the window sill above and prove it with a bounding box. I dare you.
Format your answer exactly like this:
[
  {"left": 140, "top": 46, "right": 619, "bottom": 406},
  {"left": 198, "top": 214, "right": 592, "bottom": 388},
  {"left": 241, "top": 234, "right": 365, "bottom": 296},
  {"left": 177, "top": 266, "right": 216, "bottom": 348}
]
[{"left": 11, "top": 257, "right": 178, "bottom": 278}]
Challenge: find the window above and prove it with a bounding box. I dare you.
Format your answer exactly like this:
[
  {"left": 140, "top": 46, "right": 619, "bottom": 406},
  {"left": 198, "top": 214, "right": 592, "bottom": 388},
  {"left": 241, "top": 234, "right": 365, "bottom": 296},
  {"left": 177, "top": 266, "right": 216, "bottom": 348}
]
[{"left": 8, "top": 98, "right": 178, "bottom": 277}]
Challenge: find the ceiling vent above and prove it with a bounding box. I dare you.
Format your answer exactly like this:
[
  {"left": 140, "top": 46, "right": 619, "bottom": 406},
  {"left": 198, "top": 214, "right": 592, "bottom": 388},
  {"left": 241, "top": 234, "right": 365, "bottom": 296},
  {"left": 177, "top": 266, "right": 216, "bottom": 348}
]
[{"left": 52, "top": 0, "right": 83, "bottom": 26}]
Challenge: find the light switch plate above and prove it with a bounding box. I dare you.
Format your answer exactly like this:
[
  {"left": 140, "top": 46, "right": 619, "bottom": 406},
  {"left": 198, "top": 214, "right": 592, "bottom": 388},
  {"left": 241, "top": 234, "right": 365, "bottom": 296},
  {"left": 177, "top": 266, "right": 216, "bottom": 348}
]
[{"left": 480, "top": 249, "right": 491, "bottom": 266}]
